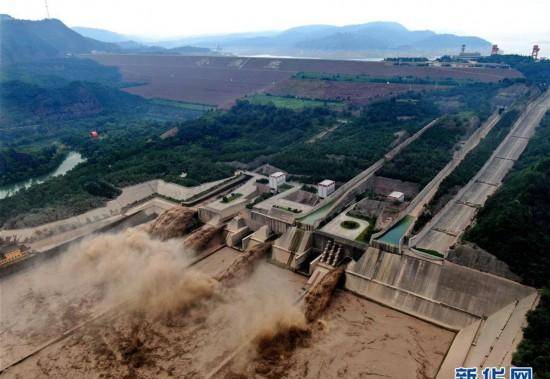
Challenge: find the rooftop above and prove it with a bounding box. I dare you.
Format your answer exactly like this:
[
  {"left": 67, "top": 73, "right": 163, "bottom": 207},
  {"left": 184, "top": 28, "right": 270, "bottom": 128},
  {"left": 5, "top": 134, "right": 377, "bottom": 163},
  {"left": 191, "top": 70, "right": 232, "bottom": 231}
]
[
  {"left": 319, "top": 179, "right": 335, "bottom": 186},
  {"left": 388, "top": 191, "right": 404, "bottom": 198},
  {"left": 270, "top": 171, "right": 285, "bottom": 178}
]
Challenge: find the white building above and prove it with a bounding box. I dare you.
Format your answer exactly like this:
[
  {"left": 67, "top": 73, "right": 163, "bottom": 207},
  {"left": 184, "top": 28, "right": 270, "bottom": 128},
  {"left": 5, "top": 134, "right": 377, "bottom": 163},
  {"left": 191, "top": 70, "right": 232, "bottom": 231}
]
[
  {"left": 388, "top": 191, "right": 405, "bottom": 203},
  {"left": 318, "top": 179, "right": 335, "bottom": 199},
  {"left": 269, "top": 172, "right": 286, "bottom": 190}
]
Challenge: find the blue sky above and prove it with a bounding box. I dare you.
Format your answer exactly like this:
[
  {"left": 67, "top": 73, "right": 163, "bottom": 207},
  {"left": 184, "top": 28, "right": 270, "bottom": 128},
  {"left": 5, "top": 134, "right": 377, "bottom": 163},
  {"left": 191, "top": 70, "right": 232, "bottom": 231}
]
[{"left": 2, "top": 0, "right": 549, "bottom": 54}]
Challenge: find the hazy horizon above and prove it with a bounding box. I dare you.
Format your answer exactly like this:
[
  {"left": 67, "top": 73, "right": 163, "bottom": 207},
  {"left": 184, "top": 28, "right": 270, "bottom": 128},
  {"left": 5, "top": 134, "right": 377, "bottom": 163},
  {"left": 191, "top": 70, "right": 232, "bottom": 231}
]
[{"left": 1, "top": 0, "right": 549, "bottom": 55}]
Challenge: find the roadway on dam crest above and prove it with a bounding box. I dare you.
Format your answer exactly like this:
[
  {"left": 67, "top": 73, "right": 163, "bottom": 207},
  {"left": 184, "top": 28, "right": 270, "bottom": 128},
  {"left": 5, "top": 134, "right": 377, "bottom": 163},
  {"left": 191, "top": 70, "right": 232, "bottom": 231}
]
[{"left": 411, "top": 91, "right": 550, "bottom": 255}]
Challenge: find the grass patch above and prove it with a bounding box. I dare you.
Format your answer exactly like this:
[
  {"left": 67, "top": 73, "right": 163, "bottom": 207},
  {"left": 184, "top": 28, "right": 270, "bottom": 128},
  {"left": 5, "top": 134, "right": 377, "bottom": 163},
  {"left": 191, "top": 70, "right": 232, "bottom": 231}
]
[
  {"left": 356, "top": 220, "right": 379, "bottom": 243},
  {"left": 278, "top": 183, "right": 293, "bottom": 192},
  {"left": 414, "top": 247, "right": 444, "bottom": 258},
  {"left": 248, "top": 94, "right": 341, "bottom": 110},
  {"left": 246, "top": 192, "right": 273, "bottom": 209},
  {"left": 301, "top": 184, "right": 317, "bottom": 193},
  {"left": 341, "top": 220, "right": 360, "bottom": 229},
  {"left": 151, "top": 98, "right": 215, "bottom": 111},
  {"left": 273, "top": 204, "right": 302, "bottom": 214},
  {"left": 221, "top": 192, "right": 242, "bottom": 203},
  {"left": 294, "top": 71, "right": 468, "bottom": 86}
]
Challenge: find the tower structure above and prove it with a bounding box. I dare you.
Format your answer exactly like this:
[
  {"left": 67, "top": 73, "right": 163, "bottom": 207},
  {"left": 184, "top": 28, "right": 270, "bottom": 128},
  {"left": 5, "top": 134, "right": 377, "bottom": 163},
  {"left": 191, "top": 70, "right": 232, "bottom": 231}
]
[
  {"left": 531, "top": 45, "right": 540, "bottom": 60},
  {"left": 44, "top": 0, "right": 50, "bottom": 18}
]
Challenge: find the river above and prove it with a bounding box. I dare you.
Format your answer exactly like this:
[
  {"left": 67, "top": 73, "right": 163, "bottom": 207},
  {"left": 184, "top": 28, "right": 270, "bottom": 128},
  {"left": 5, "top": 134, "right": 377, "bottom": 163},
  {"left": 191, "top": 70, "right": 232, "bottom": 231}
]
[{"left": 0, "top": 152, "right": 86, "bottom": 200}]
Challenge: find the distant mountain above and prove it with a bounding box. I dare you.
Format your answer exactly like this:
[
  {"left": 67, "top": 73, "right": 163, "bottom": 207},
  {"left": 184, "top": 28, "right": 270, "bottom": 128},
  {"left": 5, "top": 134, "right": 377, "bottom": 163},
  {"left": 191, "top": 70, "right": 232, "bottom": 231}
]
[
  {"left": 1, "top": 15, "right": 119, "bottom": 64},
  {"left": 72, "top": 26, "right": 133, "bottom": 43},
  {"left": 165, "top": 21, "right": 492, "bottom": 58},
  {"left": 72, "top": 25, "right": 215, "bottom": 55}
]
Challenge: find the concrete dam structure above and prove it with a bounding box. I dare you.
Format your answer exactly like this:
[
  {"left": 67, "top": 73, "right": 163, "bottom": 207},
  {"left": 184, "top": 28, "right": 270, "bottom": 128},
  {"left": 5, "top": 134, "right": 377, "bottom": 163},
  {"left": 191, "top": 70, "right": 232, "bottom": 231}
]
[
  {"left": 344, "top": 246, "right": 538, "bottom": 378},
  {"left": 345, "top": 247, "right": 535, "bottom": 330}
]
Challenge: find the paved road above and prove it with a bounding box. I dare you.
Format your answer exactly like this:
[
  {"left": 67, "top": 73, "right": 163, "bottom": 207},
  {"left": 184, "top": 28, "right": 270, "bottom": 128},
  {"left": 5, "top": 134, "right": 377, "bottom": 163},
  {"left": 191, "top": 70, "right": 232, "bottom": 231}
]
[{"left": 411, "top": 91, "right": 550, "bottom": 255}]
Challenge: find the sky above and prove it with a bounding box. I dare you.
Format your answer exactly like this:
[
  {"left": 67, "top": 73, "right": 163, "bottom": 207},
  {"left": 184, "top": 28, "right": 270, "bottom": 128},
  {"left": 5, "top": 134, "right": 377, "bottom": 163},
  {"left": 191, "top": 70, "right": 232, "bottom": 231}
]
[{"left": 1, "top": 0, "right": 549, "bottom": 54}]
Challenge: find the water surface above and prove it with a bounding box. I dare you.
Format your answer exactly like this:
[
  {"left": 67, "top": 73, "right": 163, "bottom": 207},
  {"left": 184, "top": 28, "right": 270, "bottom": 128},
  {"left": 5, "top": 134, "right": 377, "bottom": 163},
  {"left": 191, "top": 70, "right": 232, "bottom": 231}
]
[{"left": 0, "top": 152, "right": 85, "bottom": 200}]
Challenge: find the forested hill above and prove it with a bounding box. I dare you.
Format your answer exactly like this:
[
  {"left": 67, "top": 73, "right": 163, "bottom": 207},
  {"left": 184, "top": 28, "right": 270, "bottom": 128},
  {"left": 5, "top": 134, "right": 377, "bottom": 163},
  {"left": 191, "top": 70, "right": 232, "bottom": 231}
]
[
  {"left": 0, "top": 80, "right": 146, "bottom": 123},
  {"left": 0, "top": 14, "right": 119, "bottom": 64},
  {"left": 479, "top": 55, "right": 550, "bottom": 89}
]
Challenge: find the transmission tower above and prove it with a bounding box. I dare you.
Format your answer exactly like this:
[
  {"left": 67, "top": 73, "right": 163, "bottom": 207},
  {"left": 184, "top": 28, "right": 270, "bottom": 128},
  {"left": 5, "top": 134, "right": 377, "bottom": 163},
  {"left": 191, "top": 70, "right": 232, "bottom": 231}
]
[
  {"left": 531, "top": 45, "right": 540, "bottom": 60},
  {"left": 44, "top": 0, "right": 51, "bottom": 19}
]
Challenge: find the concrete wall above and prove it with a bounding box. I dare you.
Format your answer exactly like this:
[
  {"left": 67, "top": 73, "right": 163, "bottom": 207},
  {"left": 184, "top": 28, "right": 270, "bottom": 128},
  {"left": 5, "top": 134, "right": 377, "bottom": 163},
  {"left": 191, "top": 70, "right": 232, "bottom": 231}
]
[
  {"left": 245, "top": 210, "right": 292, "bottom": 234},
  {"left": 345, "top": 247, "right": 535, "bottom": 329},
  {"left": 0, "top": 181, "right": 160, "bottom": 242},
  {"left": 0, "top": 176, "right": 243, "bottom": 244},
  {"left": 198, "top": 202, "right": 246, "bottom": 224}
]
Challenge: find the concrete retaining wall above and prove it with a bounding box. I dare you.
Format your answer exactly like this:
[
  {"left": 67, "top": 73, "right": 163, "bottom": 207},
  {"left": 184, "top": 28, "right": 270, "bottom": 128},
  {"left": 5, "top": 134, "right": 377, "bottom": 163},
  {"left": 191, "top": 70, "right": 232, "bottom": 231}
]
[
  {"left": 345, "top": 247, "right": 535, "bottom": 329},
  {"left": 245, "top": 210, "right": 292, "bottom": 234},
  {"left": 0, "top": 177, "right": 241, "bottom": 243}
]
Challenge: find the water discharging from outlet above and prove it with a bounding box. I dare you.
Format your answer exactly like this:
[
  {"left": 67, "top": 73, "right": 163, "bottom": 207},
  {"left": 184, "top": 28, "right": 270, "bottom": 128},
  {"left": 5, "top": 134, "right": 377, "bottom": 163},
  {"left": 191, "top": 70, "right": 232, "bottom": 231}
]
[
  {"left": 184, "top": 224, "right": 223, "bottom": 252},
  {"left": 148, "top": 206, "right": 198, "bottom": 240}
]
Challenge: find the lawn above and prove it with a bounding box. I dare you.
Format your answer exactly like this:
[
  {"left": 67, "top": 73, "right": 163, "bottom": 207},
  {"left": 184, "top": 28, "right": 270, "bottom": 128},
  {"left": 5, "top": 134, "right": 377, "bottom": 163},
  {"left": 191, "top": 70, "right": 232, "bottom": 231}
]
[
  {"left": 151, "top": 98, "right": 215, "bottom": 111},
  {"left": 247, "top": 94, "right": 341, "bottom": 110}
]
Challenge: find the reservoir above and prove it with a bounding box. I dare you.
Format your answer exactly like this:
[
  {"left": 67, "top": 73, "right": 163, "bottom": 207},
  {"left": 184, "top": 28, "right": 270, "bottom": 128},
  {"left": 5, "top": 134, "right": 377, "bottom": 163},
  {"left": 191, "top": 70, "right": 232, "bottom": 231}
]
[{"left": 0, "top": 152, "right": 85, "bottom": 200}]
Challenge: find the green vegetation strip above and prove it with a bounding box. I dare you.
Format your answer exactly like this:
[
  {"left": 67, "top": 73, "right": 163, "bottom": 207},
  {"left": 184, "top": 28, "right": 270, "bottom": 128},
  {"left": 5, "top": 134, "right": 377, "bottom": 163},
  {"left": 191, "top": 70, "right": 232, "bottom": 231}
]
[
  {"left": 220, "top": 192, "right": 242, "bottom": 203},
  {"left": 273, "top": 204, "right": 302, "bottom": 214},
  {"left": 412, "top": 109, "right": 520, "bottom": 234},
  {"left": 151, "top": 98, "right": 215, "bottom": 111},
  {"left": 246, "top": 192, "right": 273, "bottom": 209},
  {"left": 413, "top": 247, "right": 444, "bottom": 258},
  {"left": 379, "top": 114, "right": 471, "bottom": 187},
  {"left": 355, "top": 216, "right": 378, "bottom": 243},
  {"left": 294, "top": 71, "right": 467, "bottom": 86},
  {"left": 247, "top": 94, "right": 341, "bottom": 110}
]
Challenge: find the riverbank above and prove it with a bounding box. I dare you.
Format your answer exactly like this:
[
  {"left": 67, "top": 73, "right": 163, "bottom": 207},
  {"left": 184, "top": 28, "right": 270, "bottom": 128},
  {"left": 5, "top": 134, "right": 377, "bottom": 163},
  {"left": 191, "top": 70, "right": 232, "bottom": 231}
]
[{"left": 0, "top": 152, "right": 85, "bottom": 200}]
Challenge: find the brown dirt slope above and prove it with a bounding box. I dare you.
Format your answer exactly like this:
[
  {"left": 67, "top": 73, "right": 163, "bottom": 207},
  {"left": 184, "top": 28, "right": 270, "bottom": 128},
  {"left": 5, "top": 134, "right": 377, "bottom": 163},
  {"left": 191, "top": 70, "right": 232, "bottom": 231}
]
[{"left": 89, "top": 54, "right": 521, "bottom": 106}]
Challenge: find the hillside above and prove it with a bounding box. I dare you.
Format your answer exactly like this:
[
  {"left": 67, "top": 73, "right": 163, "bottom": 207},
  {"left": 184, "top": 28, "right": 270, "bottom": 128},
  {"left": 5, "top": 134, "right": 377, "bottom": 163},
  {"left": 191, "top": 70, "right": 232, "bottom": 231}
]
[
  {"left": 166, "top": 21, "right": 491, "bottom": 57},
  {"left": 0, "top": 80, "right": 144, "bottom": 123},
  {"left": 0, "top": 15, "right": 119, "bottom": 64},
  {"left": 464, "top": 112, "right": 550, "bottom": 288}
]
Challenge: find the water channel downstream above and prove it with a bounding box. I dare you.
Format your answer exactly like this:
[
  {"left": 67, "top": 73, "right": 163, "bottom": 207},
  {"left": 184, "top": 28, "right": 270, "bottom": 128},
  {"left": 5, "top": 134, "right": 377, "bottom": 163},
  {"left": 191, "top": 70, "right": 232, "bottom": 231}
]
[{"left": 0, "top": 152, "right": 85, "bottom": 200}]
